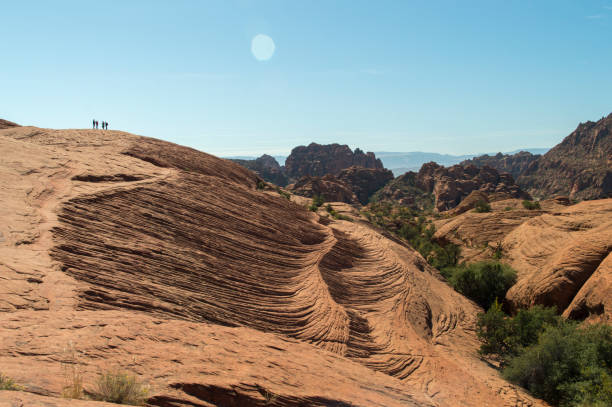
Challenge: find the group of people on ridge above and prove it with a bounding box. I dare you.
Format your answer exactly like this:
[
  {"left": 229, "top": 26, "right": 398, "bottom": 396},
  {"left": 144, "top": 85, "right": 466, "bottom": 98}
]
[{"left": 92, "top": 119, "right": 108, "bottom": 130}]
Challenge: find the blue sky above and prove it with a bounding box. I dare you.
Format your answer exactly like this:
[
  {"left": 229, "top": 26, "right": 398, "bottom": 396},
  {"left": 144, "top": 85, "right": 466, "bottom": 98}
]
[{"left": 1, "top": 1, "right": 611, "bottom": 156}]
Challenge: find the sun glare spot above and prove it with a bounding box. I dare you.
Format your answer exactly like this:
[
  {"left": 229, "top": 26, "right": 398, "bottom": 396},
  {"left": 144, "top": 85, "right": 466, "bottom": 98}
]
[{"left": 251, "top": 34, "right": 275, "bottom": 61}]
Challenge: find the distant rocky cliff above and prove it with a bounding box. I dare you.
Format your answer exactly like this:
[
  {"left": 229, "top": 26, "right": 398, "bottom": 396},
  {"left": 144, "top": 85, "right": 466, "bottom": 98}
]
[
  {"left": 0, "top": 118, "right": 20, "bottom": 129},
  {"left": 517, "top": 114, "right": 612, "bottom": 200},
  {"left": 284, "top": 142, "right": 383, "bottom": 180},
  {"left": 461, "top": 151, "right": 540, "bottom": 180},
  {"left": 375, "top": 162, "right": 529, "bottom": 212},
  {"left": 230, "top": 154, "right": 288, "bottom": 186}
]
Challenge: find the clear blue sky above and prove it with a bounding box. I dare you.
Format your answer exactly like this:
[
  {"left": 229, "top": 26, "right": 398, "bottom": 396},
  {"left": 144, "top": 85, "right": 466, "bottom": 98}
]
[{"left": 2, "top": 1, "right": 611, "bottom": 156}]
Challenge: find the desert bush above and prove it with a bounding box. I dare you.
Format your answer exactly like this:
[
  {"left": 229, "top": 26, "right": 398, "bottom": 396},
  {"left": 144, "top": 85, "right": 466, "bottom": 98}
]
[
  {"left": 0, "top": 373, "right": 22, "bottom": 391},
  {"left": 62, "top": 341, "right": 84, "bottom": 399},
  {"left": 477, "top": 304, "right": 560, "bottom": 362},
  {"left": 522, "top": 200, "right": 541, "bottom": 210},
  {"left": 256, "top": 180, "right": 266, "bottom": 190},
  {"left": 91, "top": 370, "right": 149, "bottom": 406},
  {"left": 502, "top": 322, "right": 612, "bottom": 407},
  {"left": 444, "top": 261, "right": 517, "bottom": 309},
  {"left": 275, "top": 187, "right": 291, "bottom": 200},
  {"left": 308, "top": 194, "right": 325, "bottom": 211},
  {"left": 325, "top": 204, "right": 353, "bottom": 221},
  {"left": 474, "top": 200, "right": 492, "bottom": 213},
  {"left": 492, "top": 241, "right": 503, "bottom": 259}
]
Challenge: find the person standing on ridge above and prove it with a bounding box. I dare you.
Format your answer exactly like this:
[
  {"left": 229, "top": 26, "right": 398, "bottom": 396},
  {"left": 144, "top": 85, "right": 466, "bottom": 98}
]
[{"left": 92, "top": 119, "right": 95, "bottom": 129}]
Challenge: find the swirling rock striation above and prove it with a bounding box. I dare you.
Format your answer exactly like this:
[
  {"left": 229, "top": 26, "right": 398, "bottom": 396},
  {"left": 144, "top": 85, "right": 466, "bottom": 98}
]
[{"left": 0, "top": 124, "right": 547, "bottom": 407}]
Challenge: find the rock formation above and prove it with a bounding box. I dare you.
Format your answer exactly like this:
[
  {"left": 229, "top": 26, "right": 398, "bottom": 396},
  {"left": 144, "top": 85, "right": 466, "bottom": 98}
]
[
  {"left": 284, "top": 142, "right": 384, "bottom": 180},
  {"left": 381, "top": 162, "right": 530, "bottom": 212},
  {"left": 434, "top": 196, "right": 612, "bottom": 323},
  {"left": 231, "top": 154, "right": 289, "bottom": 186},
  {"left": 502, "top": 199, "right": 612, "bottom": 321},
  {"left": 433, "top": 197, "right": 570, "bottom": 263},
  {"left": 287, "top": 174, "right": 360, "bottom": 204},
  {"left": 0, "top": 124, "right": 547, "bottom": 406},
  {"left": 517, "top": 113, "right": 612, "bottom": 200},
  {"left": 461, "top": 151, "right": 540, "bottom": 180},
  {"left": 336, "top": 166, "right": 394, "bottom": 205},
  {"left": 0, "top": 118, "right": 19, "bottom": 129}
]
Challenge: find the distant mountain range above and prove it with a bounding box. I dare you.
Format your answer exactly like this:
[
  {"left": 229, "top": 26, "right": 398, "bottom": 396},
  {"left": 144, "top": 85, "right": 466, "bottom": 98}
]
[{"left": 224, "top": 148, "right": 550, "bottom": 176}]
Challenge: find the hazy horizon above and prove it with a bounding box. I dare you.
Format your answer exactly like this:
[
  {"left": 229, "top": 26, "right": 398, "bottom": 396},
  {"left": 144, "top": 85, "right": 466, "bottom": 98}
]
[{"left": 2, "top": 1, "right": 611, "bottom": 156}]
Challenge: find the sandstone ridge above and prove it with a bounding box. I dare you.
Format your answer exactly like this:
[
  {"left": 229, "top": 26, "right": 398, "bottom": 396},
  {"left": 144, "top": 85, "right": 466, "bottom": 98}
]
[{"left": 0, "top": 124, "right": 546, "bottom": 406}]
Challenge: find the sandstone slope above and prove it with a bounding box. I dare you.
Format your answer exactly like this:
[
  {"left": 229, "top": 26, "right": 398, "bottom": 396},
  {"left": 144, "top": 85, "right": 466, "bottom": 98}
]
[
  {"left": 503, "top": 199, "right": 612, "bottom": 320},
  {"left": 0, "top": 125, "right": 545, "bottom": 406},
  {"left": 434, "top": 197, "right": 612, "bottom": 322}
]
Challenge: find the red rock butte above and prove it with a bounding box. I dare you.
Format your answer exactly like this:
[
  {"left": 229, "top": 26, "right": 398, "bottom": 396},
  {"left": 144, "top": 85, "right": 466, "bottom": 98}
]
[{"left": 0, "top": 124, "right": 547, "bottom": 406}]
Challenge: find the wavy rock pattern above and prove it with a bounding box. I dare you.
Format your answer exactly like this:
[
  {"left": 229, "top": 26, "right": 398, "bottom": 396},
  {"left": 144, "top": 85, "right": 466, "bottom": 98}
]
[
  {"left": 504, "top": 199, "right": 612, "bottom": 318},
  {"left": 0, "top": 126, "right": 546, "bottom": 406}
]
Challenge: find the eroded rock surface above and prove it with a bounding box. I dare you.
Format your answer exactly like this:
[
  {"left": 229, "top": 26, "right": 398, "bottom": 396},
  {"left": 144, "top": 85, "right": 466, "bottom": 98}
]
[
  {"left": 503, "top": 199, "right": 612, "bottom": 319},
  {"left": 461, "top": 151, "right": 540, "bottom": 180},
  {"left": 518, "top": 113, "right": 612, "bottom": 200},
  {"left": 231, "top": 154, "right": 288, "bottom": 186},
  {"left": 284, "top": 142, "right": 383, "bottom": 180},
  {"left": 0, "top": 125, "right": 546, "bottom": 407}
]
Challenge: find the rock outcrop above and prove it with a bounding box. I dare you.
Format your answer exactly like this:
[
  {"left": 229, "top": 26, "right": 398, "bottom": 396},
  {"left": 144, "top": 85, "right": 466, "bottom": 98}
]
[
  {"left": 0, "top": 124, "right": 547, "bottom": 407},
  {"left": 461, "top": 151, "right": 541, "bottom": 180},
  {"left": 231, "top": 154, "right": 289, "bottom": 186},
  {"left": 412, "top": 162, "right": 530, "bottom": 212},
  {"left": 434, "top": 197, "right": 612, "bottom": 323},
  {"left": 284, "top": 143, "right": 384, "bottom": 180},
  {"left": 0, "top": 118, "right": 19, "bottom": 129},
  {"left": 336, "top": 166, "right": 394, "bottom": 205},
  {"left": 503, "top": 199, "right": 612, "bottom": 320},
  {"left": 517, "top": 113, "right": 612, "bottom": 200},
  {"left": 287, "top": 174, "right": 360, "bottom": 204}
]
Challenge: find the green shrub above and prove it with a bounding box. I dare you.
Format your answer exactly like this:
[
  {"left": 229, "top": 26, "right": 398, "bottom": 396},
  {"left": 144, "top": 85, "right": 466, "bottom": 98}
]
[
  {"left": 256, "top": 180, "right": 266, "bottom": 190},
  {"left": 325, "top": 204, "right": 353, "bottom": 221},
  {"left": 492, "top": 242, "right": 503, "bottom": 259},
  {"left": 474, "top": 200, "right": 492, "bottom": 213},
  {"left": 502, "top": 322, "right": 612, "bottom": 407},
  {"left": 0, "top": 373, "right": 22, "bottom": 391},
  {"left": 504, "top": 206, "right": 513, "bottom": 211},
  {"left": 477, "top": 304, "right": 560, "bottom": 362},
  {"left": 275, "top": 187, "right": 291, "bottom": 200},
  {"left": 92, "top": 370, "right": 149, "bottom": 406},
  {"left": 445, "top": 261, "right": 517, "bottom": 310},
  {"left": 522, "top": 200, "right": 541, "bottom": 210},
  {"left": 308, "top": 194, "right": 325, "bottom": 211}
]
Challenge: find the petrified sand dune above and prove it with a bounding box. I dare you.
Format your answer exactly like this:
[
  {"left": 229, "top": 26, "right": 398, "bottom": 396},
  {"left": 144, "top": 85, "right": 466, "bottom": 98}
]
[
  {"left": 504, "top": 199, "right": 612, "bottom": 319},
  {"left": 435, "top": 195, "right": 612, "bottom": 322},
  {"left": 0, "top": 125, "right": 545, "bottom": 406}
]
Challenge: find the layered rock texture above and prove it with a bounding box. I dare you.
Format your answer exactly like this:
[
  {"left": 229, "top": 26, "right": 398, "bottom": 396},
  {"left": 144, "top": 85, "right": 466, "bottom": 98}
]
[
  {"left": 0, "top": 118, "right": 19, "bottom": 129},
  {"left": 503, "top": 199, "right": 612, "bottom": 321},
  {"left": 336, "top": 166, "right": 394, "bottom": 205},
  {"left": 378, "top": 162, "right": 529, "bottom": 212},
  {"left": 461, "top": 151, "right": 540, "bottom": 180},
  {"left": 517, "top": 114, "right": 612, "bottom": 200},
  {"left": 230, "top": 154, "right": 288, "bottom": 186},
  {"left": 287, "top": 174, "right": 360, "bottom": 204},
  {"left": 0, "top": 124, "right": 547, "bottom": 406},
  {"left": 284, "top": 143, "right": 384, "bottom": 180},
  {"left": 434, "top": 197, "right": 612, "bottom": 323}
]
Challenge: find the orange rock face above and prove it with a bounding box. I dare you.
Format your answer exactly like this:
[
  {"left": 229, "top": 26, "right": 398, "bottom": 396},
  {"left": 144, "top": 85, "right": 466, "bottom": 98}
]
[
  {"left": 434, "top": 196, "right": 612, "bottom": 322},
  {"left": 0, "top": 126, "right": 546, "bottom": 406},
  {"left": 503, "top": 199, "right": 612, "bottom": 320}
]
